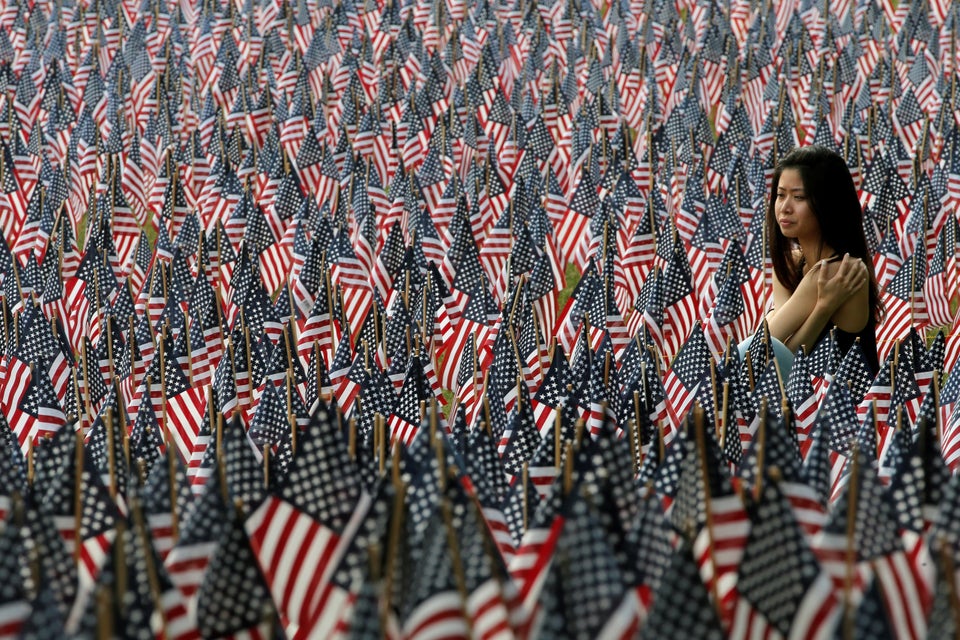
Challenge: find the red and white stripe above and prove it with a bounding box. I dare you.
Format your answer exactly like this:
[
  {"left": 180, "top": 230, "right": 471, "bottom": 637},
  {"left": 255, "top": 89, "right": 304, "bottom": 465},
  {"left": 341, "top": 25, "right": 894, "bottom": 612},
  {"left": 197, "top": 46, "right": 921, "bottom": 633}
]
[
  {"left": 246, "top": 496, "right": 343, "bottom": 636},
  {"left": 158, "top": 587, "right": 201, "bottom": 640},
  {"left": 0, "top": 601, "right": 30, "bottom": 639},
  {"left": 782, "top": 482, "right": 828, "bottom": 541},
  {"left": 68, "top": 530, "right": 118, "bottom": 630},
  {"left": 401, "top": 591, "right": 469, "bottom": 640},
  {"left": 466, "top": 578, "right": 515, "bottom": 640},
  {"left": 478, "top": 505, "right": 516, "bottom": 567},
  {"left": 509, "top": 513, "right": 565, "bottom": 629},
  {"left": 388, "top": 414, "right": 420, "bottom": 447},
  {"left": 729, "top": 571, "right": 838, "bottom": 640},
  {"left": 810, "top": 530, "right": 870, "bottom": 600},
  {"left": 166, "top": 385, "right": 207, "bottom": 469},
  {"left": 663, "top": 293, "right": 699, "bottom": 363},
  {"left": 246, "top": 493, "right": 370, "bottom": 639},
  {"left": 164, "top": 541, "right": 218, "bottom": 598},
  {"left": 694, "top": 494, "right": 750, "bottom": 627},
  {"left": 872, "top": 548, "right": 930, "bottom": 640}
]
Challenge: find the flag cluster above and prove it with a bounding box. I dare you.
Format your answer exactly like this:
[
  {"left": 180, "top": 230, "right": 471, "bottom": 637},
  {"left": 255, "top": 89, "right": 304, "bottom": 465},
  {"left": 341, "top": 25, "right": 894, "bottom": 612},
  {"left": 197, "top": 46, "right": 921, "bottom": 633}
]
[{"left": 0, "top": 0, "right": 959, "bottom": 636}]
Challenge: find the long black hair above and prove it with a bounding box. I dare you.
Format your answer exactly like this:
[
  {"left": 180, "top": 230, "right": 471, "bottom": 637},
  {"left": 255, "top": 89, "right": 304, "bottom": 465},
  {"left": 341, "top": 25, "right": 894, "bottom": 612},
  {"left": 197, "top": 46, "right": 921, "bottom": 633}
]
[{"left": 766, "top": 145, "right": 882, "bottom": 323}]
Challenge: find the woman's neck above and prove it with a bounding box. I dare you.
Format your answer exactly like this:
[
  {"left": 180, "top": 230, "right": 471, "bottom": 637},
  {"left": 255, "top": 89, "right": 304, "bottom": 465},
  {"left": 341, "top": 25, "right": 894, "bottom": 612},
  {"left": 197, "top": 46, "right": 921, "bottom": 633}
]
[{"left": 798, "top": 239, "right": 835, "bottom": 266}]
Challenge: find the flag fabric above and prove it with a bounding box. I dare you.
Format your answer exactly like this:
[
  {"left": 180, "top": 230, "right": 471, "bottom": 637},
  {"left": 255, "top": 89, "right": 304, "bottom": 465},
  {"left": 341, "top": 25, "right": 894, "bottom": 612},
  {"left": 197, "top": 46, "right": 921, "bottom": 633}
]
[
  {"left": 244, "top": 404, "right": 371, "bottom": 638},
  {"left": 0, "top": 512, "right": 30, "bottom": 638},
  {"left": 164, "top": 470, "right": 230, "bottom": 599},
  {"left": 662, "top": 323, "right": 711, "bottom": 438},
  {"left": 196, "top": 506, "right": 278, "bottom": 639},
  {"left": 0, "top": 0, "right": 958, "bottom": 636},
  {"left": 642, "top": 542, "right": 726, "bottom": 639},
  {"left": 731, "top": 478, "right": 839, "bottom": 640}
]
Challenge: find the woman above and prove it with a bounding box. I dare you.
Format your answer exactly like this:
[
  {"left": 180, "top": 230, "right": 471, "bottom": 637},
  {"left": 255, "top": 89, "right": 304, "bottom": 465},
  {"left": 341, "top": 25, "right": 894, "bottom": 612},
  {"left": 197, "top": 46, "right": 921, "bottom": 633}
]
[{"left": 763, "top": 145, "right": 881, "bottom": 377}]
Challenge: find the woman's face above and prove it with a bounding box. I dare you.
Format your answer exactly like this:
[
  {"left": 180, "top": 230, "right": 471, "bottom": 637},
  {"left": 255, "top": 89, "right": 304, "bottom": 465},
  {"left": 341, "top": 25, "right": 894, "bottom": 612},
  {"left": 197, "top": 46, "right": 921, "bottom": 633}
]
[{"left": 774, "top": 168, "right": 820, "bottom": 243}]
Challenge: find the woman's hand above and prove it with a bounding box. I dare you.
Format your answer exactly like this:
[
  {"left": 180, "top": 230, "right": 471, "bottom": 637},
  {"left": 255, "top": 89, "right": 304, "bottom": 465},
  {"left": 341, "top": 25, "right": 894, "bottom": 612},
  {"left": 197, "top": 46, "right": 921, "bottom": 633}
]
[{"left": 816, "top": 254, "right": 868, "bottom": 314}]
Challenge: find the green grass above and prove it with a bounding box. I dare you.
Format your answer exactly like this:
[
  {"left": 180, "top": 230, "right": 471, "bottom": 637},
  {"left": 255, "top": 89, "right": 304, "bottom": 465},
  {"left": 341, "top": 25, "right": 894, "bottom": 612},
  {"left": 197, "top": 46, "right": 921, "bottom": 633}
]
[{"left": 559, "top": 262, "right": 581, "bottom": 311}]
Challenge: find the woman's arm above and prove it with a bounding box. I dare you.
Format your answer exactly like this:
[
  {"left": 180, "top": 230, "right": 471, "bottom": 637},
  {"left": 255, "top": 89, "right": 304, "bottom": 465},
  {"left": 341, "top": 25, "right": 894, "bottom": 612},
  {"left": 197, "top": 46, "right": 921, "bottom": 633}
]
[
  {"left": 824, "top": 256, "right": 871, "bottom": 333},
  {"left": 765, "top": 263, "right": 820, "bottom": 344},
  {"left": 782, "top": 255, "right": 869, "bottom": 352}
]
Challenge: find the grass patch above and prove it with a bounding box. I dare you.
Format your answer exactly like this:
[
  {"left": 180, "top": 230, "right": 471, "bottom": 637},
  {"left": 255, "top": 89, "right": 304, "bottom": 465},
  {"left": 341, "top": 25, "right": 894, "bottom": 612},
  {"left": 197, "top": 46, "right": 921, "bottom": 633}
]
[{"left": 558, "top": 262, "right": 581, "bottom": 311}]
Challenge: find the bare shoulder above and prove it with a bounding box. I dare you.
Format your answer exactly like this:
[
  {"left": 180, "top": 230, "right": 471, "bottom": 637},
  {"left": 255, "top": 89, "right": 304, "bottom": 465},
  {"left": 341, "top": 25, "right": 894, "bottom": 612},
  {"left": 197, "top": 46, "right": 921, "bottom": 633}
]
[
  {"left": 822, "top": 254, "right": 863, "bottom": 278},
  {"left": 821, "top": 259, "right": 842, "bottom": 278}
]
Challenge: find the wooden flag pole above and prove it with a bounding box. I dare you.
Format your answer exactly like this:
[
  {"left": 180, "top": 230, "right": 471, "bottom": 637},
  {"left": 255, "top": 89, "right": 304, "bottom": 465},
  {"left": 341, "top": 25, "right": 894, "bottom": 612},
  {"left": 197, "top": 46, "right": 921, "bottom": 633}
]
[
  {"left": 131, "top": 493, "right": 169, "bottom": 638},
  {"left": 105, "top": 406, "right": 117, "bottom": 500},
  {"left": 263, "top": 443, "right": 270, "bottom": 488},
  {"left": 314, "top": 342, "right": 325, "bottom": 405},
  {"left": 508, "top": 325, "right": 525, "bottom": 384},
  {"left": 755, "top": 400, "right": 767, "bottom": 501},
  {"left": 891, "top": 341, "right": 900, "bottom": 406},
  {"left": 936, "top": 538, "right": 960, "bottom": 639},
  {"left": 842, "top": 445, "right": 860, "bottom": 640},
  {"left": 380, "top": 414, "right": 389, "bottom": 477},
  {"left": 440, "top": 491, "right": 474, "bottom": 639},
  {"left": 531, "top": 303, "right": 545, "bottom": 373},
  {"left": 74, "top": 430, "right": 84, "bottom": 563},
  {"left": 630, "top": 390, "right": 641, "bottom": 474},
  {"left": 430, "top": 397, "right": 441, "bottom": 444},
  {"left": 167, "top": 442, "right": 180, "bottom": 544},
  {"left": 719, "top": 380, "right": 730, "bottom": 452},
  {"left": 694, "top": 404, "right": 723, "bottom": 619},
  {"left": 554, "top": 404, "right": 562, "bottom": 470},
  {"left": 347, "top": 418, "right": 359, "bottom": 462},
  {"left": 97, "top": 583, "right": 114, "bottom": 640},
  {"left": 932, "top": 372, "right": 942, "bottom": 442},
  {"left": 287, "top": 368, "right": 298, "bottom": 455},
  {"left": 481, "top": 370, "right": 492, "bottom": 437},
  {"left": 374, "top": 414, "right": 383, "bottom": 476},
  {"left": 383, "top": 446, "right": 406, "bottom": 626},
  {"left": 603, "top": 350, "right": 611, "bottom": 389},
  {"left": 81, "top": 339, "right": 93, "bottom": 428},
  {"left": 521, "top": 462, "right": 530, "bottom": 532}
]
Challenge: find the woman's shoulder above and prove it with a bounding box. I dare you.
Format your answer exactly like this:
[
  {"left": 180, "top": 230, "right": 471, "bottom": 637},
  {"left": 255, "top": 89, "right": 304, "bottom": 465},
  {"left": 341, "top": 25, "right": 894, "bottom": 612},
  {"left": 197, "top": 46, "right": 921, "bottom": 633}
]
[{"left": 819, "top": 252, "right": 859, "bottom": 278}]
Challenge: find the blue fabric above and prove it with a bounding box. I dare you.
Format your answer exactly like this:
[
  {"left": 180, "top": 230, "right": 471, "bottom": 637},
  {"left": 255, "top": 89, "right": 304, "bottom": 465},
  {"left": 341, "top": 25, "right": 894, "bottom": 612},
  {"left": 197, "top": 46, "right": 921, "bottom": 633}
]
[{"left": 737, "top": 336, "right": 795, "bottom": 381}]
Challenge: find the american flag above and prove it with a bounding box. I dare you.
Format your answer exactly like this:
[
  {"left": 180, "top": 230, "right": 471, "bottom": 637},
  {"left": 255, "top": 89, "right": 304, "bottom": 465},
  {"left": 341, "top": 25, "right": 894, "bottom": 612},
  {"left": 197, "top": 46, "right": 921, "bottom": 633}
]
[
  {"left": 786, "top": 351, "right": 819, "bottom": 457},
  {"left": 68, "top": 453, "right": 121, "bottom": 630},
  {"left": 0, "top": 0, "right": 957, "bottom": 636},
  {"left": 165, "top": 470, "right": 230, "bottom": 598},
  {"left": 245, "top": 403, "right": 371, "bottom": 638},
  {"left": 527, "top": 486, "right": 639, "bottom": 638},
  {"left": 731, "top": 478, "right": 838, "bottom": 640},
  {"left": 0, "top": 499, "right": 30, "bottom": 637},
  {"left": 642, "top": 542, "right": 726, "bottom": 639},
  {"left": 196, "top": 506, "right": 278, "bottom": 638},
  {"left": 660, "top": 239, "right": 699, "bottom": 362},
  {"left": 662, "top": 324, "right": 710, "bottom": 437}
]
